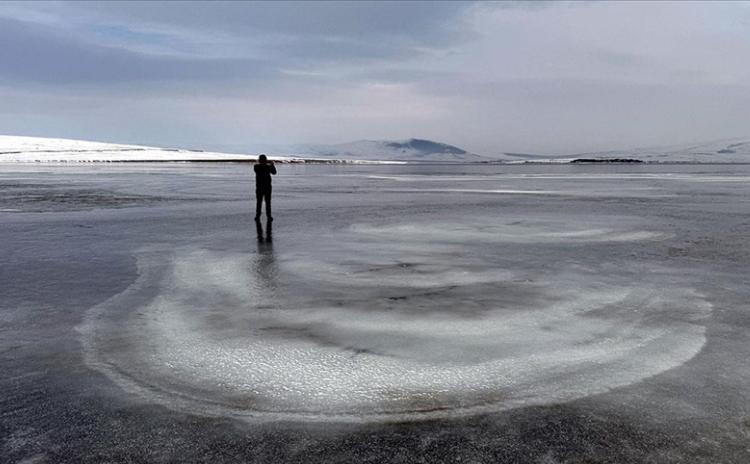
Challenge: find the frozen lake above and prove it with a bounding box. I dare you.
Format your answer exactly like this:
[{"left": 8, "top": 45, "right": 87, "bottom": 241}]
[{"left": 2, "top": 163, "right": 750, "bottom": 462}]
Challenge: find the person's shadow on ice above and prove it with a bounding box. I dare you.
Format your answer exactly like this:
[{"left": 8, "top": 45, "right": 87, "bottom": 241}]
[
  {"left": 254, "top": 218, "right": 277, "bottom": 291},
  {"left": 256, "top": 218, "right": 273, "bottom": 244}
]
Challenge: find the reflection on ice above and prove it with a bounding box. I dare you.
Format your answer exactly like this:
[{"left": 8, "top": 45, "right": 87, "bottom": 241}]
[{"left": 81, "top": 214, "right": 709, "bottom": 422}]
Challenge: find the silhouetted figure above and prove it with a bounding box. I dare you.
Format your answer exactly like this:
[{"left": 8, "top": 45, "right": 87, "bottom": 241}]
[{"left": 254, "top": 154, "right": 276, "bottom": 221}]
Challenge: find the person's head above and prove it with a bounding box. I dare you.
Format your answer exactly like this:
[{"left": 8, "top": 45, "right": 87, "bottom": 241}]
[{"left": 258, "top": 154, "right": 268, "bottom": 164}]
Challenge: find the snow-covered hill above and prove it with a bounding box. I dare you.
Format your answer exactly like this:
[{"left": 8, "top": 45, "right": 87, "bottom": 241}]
[
  {"left": 0, "top": 135, "right": 466, "bottom": 163},
  {"left": 0, "top": 135, "right": 258, "bottom": 162},
  {"left": 0, "top": 135, "right": 313, "bottom": 163},
  {"left": 294, "top": 138, "right": 486, "bottom": 162}
]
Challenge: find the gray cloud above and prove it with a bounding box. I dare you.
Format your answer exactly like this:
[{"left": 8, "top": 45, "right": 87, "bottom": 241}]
[
  {"left": 0, "top": 18, "right": 278, "bottom": 84},
  {"left": 1, "top": 1, "right": 472, "bottom": 62},
  {"left": 74, "top": 1, "right": 470, "bottom": 45},
  {"left": 1, "top": 1, "right": 749, "bottom": 154}
]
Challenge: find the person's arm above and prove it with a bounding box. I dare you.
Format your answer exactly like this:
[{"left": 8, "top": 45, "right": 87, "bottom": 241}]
[{"left": 270, "top": 163, "right": 277, "bottom": 175}]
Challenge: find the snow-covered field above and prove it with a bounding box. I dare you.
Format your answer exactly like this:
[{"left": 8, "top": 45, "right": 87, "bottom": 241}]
[
  {"left": 0, "top": 135, "right": 302, "bottom": 163},
  {"left": 2, "top": 163, "right": 750, "bottom": 462},
  {"left": 6, "top": 134, "right": 750, "bottom": 164},
  {"left": 0, "top": 135, "right": 428, "bottom": 164}
]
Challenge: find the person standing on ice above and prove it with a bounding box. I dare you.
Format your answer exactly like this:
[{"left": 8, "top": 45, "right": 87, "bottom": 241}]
[{"left": 254, "top": 154, "right": 276, "bottom": 221}]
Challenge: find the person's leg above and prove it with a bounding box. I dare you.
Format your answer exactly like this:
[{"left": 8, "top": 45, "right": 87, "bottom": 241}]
[
  {"left": 255, "top": 190, "right": 262, "bottom": 220},
  {"left": 265, "top": 189, "right": 272, "bottom": 219}
]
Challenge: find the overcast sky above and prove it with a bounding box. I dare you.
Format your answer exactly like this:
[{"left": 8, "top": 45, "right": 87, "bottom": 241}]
[{"left": 1, "top": 1, "right": 749, "bottom": 155}]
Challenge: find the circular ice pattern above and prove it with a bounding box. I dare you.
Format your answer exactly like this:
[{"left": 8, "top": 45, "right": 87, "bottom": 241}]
[{"left": 81, "top": 219, "right": 710, "bottom": 422}]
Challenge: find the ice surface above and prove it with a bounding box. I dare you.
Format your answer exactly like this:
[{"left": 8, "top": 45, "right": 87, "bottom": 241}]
[{"left": 6, "top": 162, "right": 750, "bottom": 462}]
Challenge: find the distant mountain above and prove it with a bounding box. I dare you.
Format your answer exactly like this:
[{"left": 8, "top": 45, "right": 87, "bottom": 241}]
[
  {"left": 383, "top": 139, "right": 466, "bottom": 155},
  {"left": 294, "top": 138, "right": 486, "bottom": 162}
]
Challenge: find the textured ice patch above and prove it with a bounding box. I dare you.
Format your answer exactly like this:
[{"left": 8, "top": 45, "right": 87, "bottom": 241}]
[
  {"left": 286, "top": 256, "right": 514, "bottom": 288},
  {"left": 389, "top": 188, "right": 559, "bottom": 195},
  {"left": 351, "top": 219, "right": 669, "bottom": 244},
  {"left": 366, "top": 173, "right": 750, "bottom": 183},
  {"left": 81, "top": 242, "right": 710, "bottom": 422}
]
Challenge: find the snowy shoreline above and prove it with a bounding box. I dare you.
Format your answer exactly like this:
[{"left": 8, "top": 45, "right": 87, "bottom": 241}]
[
  {"left": 4, "top": 158, "right": 750, "bottom": 166},
  {"left": 3, "top": 134, "right": 750, "bottom": 164}
]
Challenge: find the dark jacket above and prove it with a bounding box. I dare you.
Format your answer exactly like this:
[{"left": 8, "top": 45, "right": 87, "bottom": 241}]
[{"left": 254, "top": 163, "right": 276, "bottom": 191}]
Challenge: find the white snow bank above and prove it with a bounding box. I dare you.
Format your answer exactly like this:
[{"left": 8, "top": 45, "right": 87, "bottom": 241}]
[
  {"left": 0, "top": 135, "right": 270, "bottom": 162},
  {"left": 0, "top": 135, "right": 400, "bottom": 164}
]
